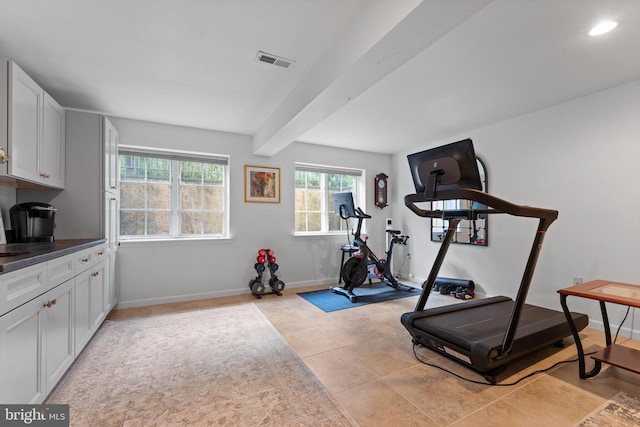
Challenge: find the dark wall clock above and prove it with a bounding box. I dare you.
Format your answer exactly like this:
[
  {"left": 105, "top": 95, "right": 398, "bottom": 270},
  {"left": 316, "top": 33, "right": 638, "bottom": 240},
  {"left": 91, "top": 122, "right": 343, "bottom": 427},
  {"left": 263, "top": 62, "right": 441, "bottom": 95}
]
[{"left": 375, "top": 173, "right": 388, "bottom": 208}]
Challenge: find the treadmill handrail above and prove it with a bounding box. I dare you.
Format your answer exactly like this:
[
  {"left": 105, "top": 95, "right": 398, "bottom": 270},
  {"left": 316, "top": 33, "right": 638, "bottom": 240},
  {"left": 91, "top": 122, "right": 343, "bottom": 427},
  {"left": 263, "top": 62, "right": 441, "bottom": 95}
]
[
  {"left": 404, "top": 188, "right": 558, "bottom": 223},
  {"left": 405, "top": 187, "right": 558, "bottom": 360}
]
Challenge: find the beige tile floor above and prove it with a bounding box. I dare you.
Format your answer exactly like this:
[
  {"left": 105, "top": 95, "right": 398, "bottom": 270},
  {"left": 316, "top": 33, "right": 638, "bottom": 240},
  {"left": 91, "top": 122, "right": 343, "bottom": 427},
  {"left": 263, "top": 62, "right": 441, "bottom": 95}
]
[{"left": 109, "top": 284, "right": 640, "bottom": 426}]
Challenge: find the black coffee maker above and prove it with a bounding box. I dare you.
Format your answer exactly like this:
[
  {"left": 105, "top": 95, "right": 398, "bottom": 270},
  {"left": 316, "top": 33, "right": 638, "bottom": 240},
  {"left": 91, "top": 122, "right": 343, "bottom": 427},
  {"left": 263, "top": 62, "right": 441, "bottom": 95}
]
[{"left": 10, "top": 202, "right": 57, "bottom": 243}]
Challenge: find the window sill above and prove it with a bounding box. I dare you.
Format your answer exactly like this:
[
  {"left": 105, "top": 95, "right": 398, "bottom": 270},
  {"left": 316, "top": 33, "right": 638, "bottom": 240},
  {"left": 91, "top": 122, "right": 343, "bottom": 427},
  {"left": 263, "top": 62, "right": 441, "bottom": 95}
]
[
  {"left": 293, "top": 232, "right": 355, "bottom": 238},
  {"left": 118, "top": 236, "right": 233, "bottom": 247}
]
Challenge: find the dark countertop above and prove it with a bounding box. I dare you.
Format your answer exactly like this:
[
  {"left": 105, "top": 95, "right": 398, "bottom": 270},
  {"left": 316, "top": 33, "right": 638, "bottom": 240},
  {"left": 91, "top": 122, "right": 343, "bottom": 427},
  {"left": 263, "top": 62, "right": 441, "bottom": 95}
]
[{"left": 0, "top": 238, "right": 107, "bottom": 274}]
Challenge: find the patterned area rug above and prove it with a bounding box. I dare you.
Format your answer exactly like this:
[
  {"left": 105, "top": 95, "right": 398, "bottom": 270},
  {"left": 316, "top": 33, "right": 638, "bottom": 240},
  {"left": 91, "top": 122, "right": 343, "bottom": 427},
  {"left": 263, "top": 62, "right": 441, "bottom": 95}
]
[
  {"left": 47, "top": 304, "right": 355, "bottom": 426},
  {"left": 575, "top": 392, "right": 640, "bottom": 427}
]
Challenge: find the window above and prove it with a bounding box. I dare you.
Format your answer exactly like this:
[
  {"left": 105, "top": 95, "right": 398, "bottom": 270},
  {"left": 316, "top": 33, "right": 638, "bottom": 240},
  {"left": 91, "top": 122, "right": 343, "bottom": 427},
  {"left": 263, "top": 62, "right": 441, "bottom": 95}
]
[
  {"left": 431, "top": 199, "right": 462, "bottom": 241},
  {"left": 295, "top": 163, "right": 364, "bottom": 234},
  {"left": 119, "top": 146, "right": 229, "bottom": 239}
]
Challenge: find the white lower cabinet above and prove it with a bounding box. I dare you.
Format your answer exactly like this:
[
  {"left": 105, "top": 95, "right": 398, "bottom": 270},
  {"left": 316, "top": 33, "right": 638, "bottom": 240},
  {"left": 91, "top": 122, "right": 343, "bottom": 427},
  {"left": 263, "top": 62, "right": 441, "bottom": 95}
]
[
  {"left": 74, "top": 259, "right": 108, "bottom": 355},
  {"left": 0, "top": 295, "right": 43, "bottom": 404},
  {"left": 0, "top": 242, "right": 111, "bottom": 404},
  {"left": 0, "top": 279, "right": 74, "bottom": 404},
  {"left": 43, "top": 279, "right": 74, "bottom": 395}
]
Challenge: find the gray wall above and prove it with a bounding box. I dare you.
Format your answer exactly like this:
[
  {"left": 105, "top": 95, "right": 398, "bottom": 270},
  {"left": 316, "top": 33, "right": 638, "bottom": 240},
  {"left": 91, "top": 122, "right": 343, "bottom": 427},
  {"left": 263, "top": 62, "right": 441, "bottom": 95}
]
[
  {"left": 18, "top": 111, "right": 103, "bottom": 238},
  {"left": 28, "top": 114, "right": 392, "bottom": 307},
  {"left": 11, "top": 78, "right": 640, "bottom": 339},
  {"left": 392, "top": 79, "right": 640, "bottom": 336},
  {"left": 0, "top": 185, "right": 15, "bottom": 240}
]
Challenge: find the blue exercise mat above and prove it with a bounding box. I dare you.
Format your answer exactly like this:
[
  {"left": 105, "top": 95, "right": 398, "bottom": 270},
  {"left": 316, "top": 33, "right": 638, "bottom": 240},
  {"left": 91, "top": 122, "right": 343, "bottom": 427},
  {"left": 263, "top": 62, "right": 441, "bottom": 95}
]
[{"left": 297, "top": 281, "right": 416, "bottom": 312}]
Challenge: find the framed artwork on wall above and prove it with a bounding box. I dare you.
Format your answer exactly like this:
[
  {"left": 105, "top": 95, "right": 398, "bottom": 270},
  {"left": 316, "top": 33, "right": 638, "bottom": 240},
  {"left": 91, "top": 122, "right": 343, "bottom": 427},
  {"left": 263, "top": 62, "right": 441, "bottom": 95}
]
[{"left": 244, "top": 165, "right": 281, "bottom": 203}]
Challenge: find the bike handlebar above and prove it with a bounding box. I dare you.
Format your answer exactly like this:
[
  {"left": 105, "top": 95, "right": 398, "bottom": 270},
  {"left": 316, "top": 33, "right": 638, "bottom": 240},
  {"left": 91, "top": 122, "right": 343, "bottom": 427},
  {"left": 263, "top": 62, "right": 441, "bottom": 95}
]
[{"left": 355, "top": 207, "right": 371, "bottom": 219}]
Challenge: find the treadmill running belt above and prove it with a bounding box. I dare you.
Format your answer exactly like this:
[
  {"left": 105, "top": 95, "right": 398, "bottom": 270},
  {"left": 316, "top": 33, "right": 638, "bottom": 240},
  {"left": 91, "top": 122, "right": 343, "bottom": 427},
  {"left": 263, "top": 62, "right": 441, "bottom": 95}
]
[{"left": 401, "top": 296, "right": 589, "bottom": 373}]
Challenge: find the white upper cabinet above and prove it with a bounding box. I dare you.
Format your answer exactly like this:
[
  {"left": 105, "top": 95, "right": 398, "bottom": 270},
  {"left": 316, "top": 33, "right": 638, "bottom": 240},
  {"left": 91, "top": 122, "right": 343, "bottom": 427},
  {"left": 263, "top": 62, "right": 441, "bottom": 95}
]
[
  {"left": 7, "top": 61, "right": 42, "bottom": 183},
  {"left": 103, "top": 116, "right": 119, "bottom": 193},
  {"left": 42, "top": 93, "right": 65, "bottom": 188},
  {"left": 0, "top": 59, "right": 65, "bottom": 188}
]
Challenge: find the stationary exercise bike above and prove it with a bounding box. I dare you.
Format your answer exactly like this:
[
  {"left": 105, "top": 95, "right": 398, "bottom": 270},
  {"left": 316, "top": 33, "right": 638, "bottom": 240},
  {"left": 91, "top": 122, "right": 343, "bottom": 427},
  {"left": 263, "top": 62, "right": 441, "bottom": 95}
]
[{"left": 330, "top": 193, "right": 414, "bottom": 302}]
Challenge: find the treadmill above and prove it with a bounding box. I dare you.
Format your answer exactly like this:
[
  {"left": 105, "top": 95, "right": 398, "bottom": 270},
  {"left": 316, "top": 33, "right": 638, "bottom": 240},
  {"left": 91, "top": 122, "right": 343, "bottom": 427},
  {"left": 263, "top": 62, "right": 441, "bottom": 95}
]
[{"left": 401, "top": 139, "right": 588, "bottom": 382}]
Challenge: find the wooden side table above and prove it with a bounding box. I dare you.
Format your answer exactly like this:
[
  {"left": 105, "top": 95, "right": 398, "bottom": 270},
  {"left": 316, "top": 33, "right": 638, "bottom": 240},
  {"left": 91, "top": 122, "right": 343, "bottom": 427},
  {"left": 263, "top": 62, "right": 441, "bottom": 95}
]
[{"left": 558, "top": 279, "right": 640, "bottom": 379}]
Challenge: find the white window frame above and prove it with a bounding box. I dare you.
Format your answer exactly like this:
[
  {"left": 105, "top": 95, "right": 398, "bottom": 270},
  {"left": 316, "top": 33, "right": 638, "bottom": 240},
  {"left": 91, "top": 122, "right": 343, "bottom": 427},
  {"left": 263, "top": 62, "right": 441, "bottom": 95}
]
[
  {"left": 294, "top": 163, "right": 365, "bottom": 236},
  {"left": 118, "top": 145, "right": 230, "bottom": 241}
]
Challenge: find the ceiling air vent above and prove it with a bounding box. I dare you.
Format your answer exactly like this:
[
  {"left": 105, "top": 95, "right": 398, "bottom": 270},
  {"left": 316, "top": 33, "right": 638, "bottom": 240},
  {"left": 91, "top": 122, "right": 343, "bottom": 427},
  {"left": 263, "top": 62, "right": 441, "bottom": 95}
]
[{"left": 256, "top": 51, "right": 294, "bottom": 69}]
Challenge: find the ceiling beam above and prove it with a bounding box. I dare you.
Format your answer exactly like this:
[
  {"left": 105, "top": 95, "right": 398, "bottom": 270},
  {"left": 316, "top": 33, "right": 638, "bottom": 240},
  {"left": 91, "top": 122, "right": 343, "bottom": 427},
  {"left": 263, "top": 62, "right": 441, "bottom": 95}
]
[{"left": 252, "top": 0, "right": 491, "bottom": 157}]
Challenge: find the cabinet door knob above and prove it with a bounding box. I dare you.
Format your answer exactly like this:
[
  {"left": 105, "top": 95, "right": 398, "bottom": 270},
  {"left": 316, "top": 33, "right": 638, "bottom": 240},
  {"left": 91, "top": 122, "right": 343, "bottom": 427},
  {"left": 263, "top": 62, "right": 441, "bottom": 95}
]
[
  {"left": 82, "top": 257, "right": 89, "bottom": 263},
  {"left": 43, "top": 300, "right": 53, "bottom": 308},
  {"left": 92, "top": 271, "right": 99, "bottom": 277},
  {"left": 98, "top": 250, "right": 104, "bottom": 256}
]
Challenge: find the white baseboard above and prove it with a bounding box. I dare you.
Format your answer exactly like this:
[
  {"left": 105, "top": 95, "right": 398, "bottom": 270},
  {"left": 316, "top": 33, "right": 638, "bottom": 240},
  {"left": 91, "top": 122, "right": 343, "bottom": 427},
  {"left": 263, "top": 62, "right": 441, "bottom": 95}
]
[{"left": 116, "top": 278, "right": 338, "bottom": 309}]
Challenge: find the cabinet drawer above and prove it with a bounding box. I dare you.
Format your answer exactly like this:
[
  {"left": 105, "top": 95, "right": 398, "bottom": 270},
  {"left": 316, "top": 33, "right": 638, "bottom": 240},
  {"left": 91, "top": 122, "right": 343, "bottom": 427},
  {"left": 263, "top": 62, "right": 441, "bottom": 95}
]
[
  {"left": 74, "top": 247, "right": 94, "bottom": 274},
  {"left": 0, "top": 263, "right": 48, "bottom": 317},
  {"left": 47, "top": 254, "right": 75, "bottom": 289},
  {"left": 75, "top": 244, "right": 106, "bottom": 275},
  {"left": 93, "top": 244, "right": 108, "bottom": 263}
]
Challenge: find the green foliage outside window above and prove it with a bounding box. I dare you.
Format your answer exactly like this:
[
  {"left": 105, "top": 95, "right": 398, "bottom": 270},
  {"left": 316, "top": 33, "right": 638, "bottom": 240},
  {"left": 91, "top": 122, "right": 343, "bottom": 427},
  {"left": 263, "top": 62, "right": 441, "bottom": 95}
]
[
  {"left": 295, "top": 168, "right": 359, "bottom": 233},
  {"left": 119, "top": 153, "right": 226, "bottom": 238}
]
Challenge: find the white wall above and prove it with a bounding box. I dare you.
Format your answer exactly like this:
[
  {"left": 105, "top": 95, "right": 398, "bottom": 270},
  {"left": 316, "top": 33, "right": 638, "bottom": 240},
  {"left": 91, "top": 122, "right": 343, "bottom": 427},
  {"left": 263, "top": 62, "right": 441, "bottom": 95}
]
[
  {"left": 0, "top": 185, "right": 16, "bottom": 238},
  {"left": 18, "top": 111, "right": 103, "bottom": 238},
  {"left": 13, "top": 78, "right": 639, "bottom": 334},
  {"left": 108, "top": 117, "right": 393, "bottom": 307},
  {"left": 392, "top": 79, "right": 640, "bottom": 335}
]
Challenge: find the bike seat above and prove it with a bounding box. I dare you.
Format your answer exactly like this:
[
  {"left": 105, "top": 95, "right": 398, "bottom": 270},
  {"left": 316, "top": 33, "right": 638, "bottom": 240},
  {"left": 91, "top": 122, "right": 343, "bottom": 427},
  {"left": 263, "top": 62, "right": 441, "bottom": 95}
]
[{"left": 386, "top": 229, "right": 401, "bottom": 235}]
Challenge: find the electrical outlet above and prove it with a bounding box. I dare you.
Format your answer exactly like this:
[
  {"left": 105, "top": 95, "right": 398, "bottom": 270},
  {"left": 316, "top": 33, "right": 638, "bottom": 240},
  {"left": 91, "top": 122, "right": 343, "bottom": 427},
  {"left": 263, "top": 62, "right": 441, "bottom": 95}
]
[{"left": 572, "top": 277, "right": 583, "bottom": 285}]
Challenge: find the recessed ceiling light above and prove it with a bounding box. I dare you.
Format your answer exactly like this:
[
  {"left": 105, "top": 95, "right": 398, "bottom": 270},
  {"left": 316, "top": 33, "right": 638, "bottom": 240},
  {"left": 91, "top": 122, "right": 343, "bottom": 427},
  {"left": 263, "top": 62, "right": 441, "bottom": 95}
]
[{"left": 589, "top": 21, "right": 618, "bottom": 36}]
